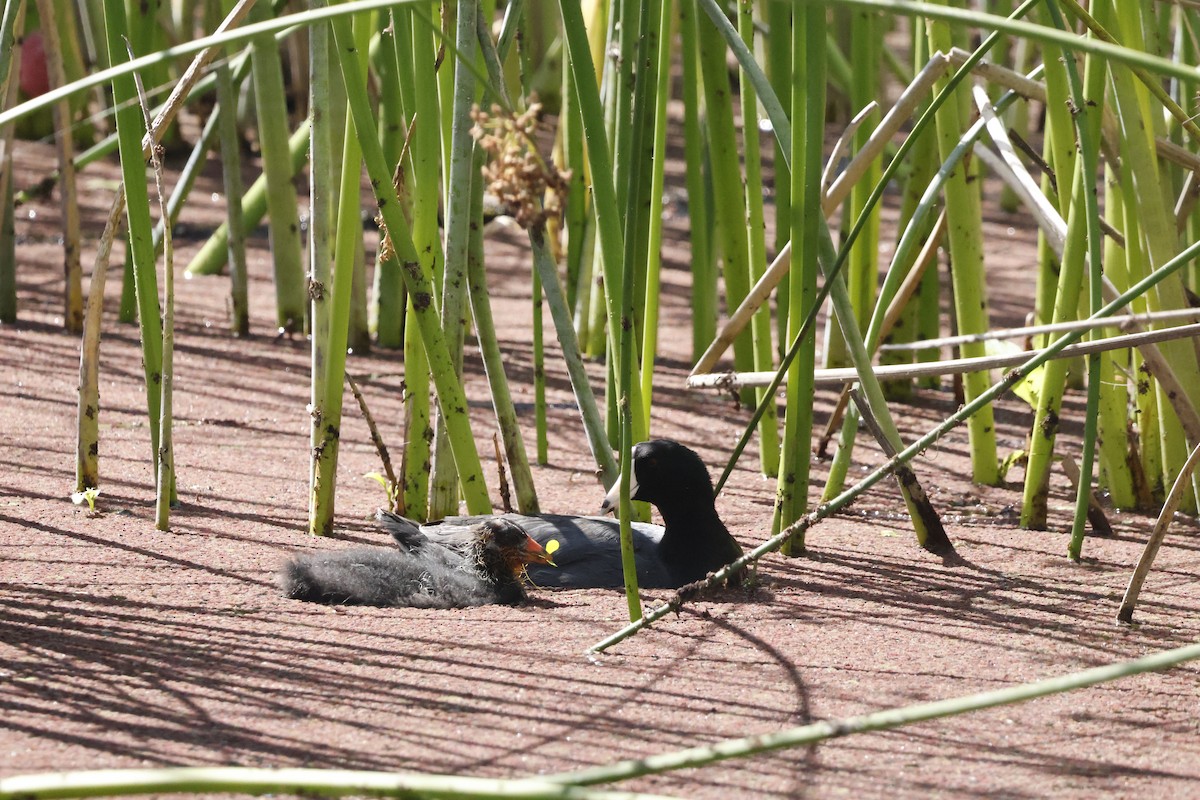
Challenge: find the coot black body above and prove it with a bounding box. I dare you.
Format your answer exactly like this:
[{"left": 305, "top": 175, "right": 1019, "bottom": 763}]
[
  {"left": 395, "top": 439, "right": 744, "bottom": 589},
  {"left": 280, "top": 517, "right": 551, "bottom": 608}
]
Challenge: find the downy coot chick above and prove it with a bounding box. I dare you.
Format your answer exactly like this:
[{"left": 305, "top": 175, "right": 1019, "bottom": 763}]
[
  {"left": 280, "top": 517, "right": 553, "bottom": 608},
  {"left": 401, "top": 439, "right": 744, "bottom": 589}
]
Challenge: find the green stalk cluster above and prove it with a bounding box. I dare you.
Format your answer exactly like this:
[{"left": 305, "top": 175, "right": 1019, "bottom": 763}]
[{"left": 332, "top": 9, "right": 493, "bottom": 516}]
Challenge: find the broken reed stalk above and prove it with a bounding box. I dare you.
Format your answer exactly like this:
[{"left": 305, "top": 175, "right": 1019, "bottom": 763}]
[
  {"left": 346, "top": 372, "right": 398, "bottom": 507},
  {"left": 878, "top": 308, "right": 1200, "bottom": 351},
  {"left": 1118, "top": 441, "right": 1200, "bottom": 623},
  {"left": 75, "top": 193, "right": 125, "bottom": 492},
  {"left": 688, "top": 322, "right": 1200, "bottom": 389}
]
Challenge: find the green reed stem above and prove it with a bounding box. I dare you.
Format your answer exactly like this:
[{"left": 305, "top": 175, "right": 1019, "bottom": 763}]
[
  {"left": 311, "top": 9, "right": 371, "bottom": 536},
  {"left": 529, "top": 223, "right": 618, "bottom": 486},
  {"left": 1045, "top": 0, "right": 1105, "bottom": 559},
  {"left": 0, "top": 767, "right": 681, "bottom": 800},
  {"left": 400, "top": 9, "right": 442, "bottom": 520},
  {"left": 1096, "top": 164, "right": 1134, "bottom": 508},
  {"left": 471, "top": 19, "right": 540, "bottom": 512},
  {"left": 429, "top": 0, "right": 481, "bottom": 519},
  {"left": 678, "top": 0, "right": 714, "bottom": 361},
  {"left": 736, "top": 0, "right": 779, "bottom": 477},
  {"left": 697, "top": 14, "right": 755, "bottom": 407},
  {"left": 129, "top": 53, "right": 176, "bottom": 531},
  {"left": 34, "top": 0, "right": 83, "bottom": 332},
  {"left": 104, "top": 0, "right": 164, "bottom": 478},
  {"left": 215, "top": 63, "right": 247, "bottom": 334},
  {"left": 775, "top": 0, "right": 823, "bottom": 550},
  {"left": 926, "top": 1, "right": 997, "bottom": 485},
  {"left": 249, "top": 0, "right": 307, "bottom": 332},
  {"left": 556, "top": 0, "right": 644, "bottom": 432},
  {"left": 639, "top": 0, "right": 673, "bottom": 434},
  {"left": 307, "top": 0, "right": 335, "bottom": 525},
  {"left": 371, "top": 16, "right": 407, "bottom": 349}
]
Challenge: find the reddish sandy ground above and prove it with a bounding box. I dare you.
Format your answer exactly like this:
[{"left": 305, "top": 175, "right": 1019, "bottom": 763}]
[{"left": 2, "top": 140, "right": 1198, "bottom": 799}]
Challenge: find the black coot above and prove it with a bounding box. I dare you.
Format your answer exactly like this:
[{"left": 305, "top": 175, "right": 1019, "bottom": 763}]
[
  {"left": 280, "top": 516, "right": 553, "bottom": 608},
  {"left": 403, "top": 439, "right": 744, "bottom": 589}
]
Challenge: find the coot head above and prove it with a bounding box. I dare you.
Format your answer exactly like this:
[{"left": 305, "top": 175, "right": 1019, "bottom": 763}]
[
  {"left": 600, "top": 439, "right": 716, "bottom": 517},
  {"left": 476, "top": 517, "right": 556, "bottom": 577}
]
